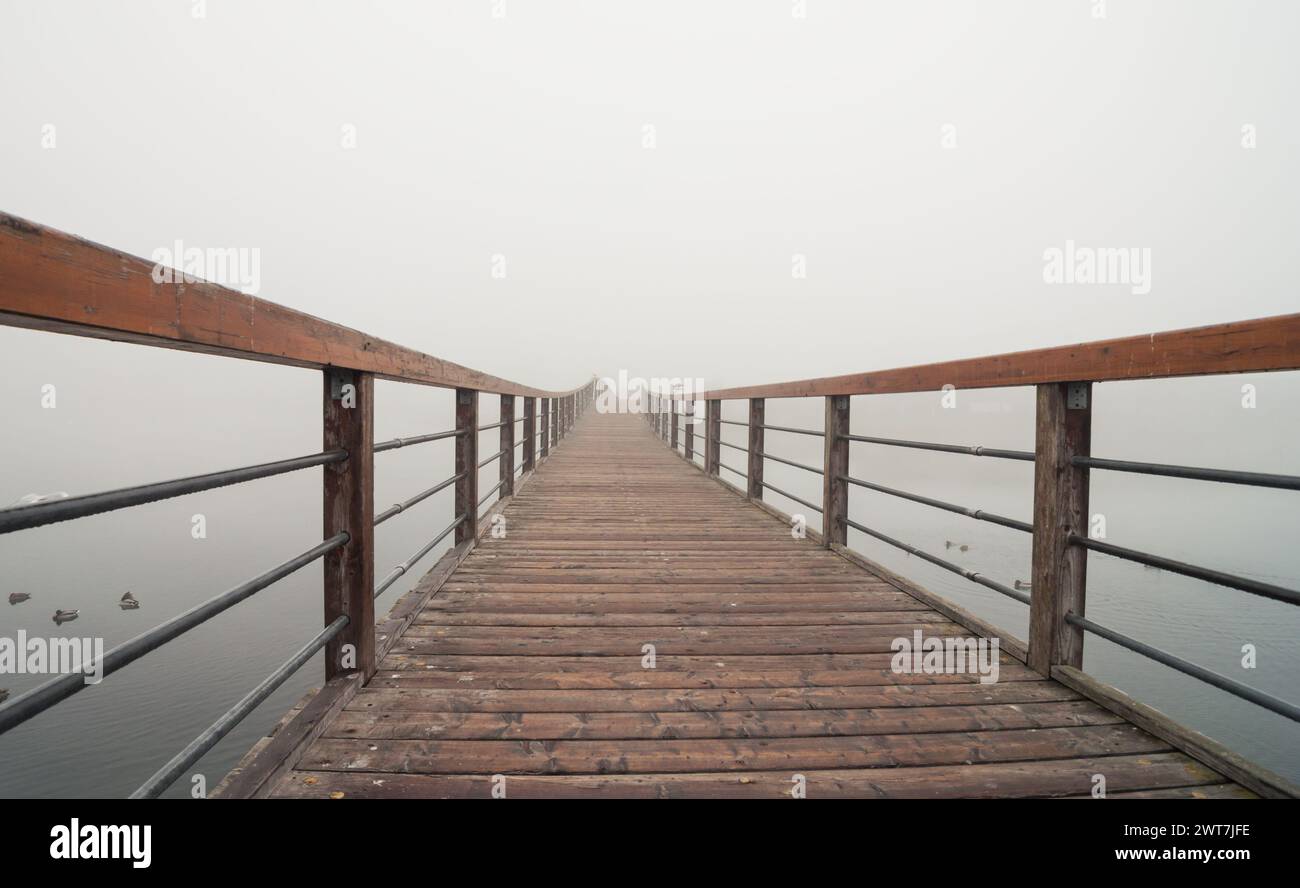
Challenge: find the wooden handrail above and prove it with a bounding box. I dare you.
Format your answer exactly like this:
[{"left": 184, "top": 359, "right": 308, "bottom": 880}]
[
  {"left": 0, "top": 213, "right": 591, "bottom": 398},
  {"left": 698, "top": 312, "right": 1300, "bottom": 400}
]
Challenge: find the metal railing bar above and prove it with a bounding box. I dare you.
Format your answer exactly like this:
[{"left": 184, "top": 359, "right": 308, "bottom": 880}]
[
  {"left": 0, "top": 533, "right": 348, "bottom": 737},
  {"left": 758, "top": 451, "right": 823, "bottom": 476},
  {"left": 1065, "top": 612, "right": 1300, "bottom": 723},
  {"left": 477, "top": 421, "right": 507, "bottom": 431},
  {"left": 718, "top": 440, "right": 747, "bottom": 453},
  {"left": 719, "top": 419, "right": 748, "bottom": 428},
  {"left": 478, "top": 450, "right": 505, "bottom": 468},
  {"left": 842, "top": 517, "right": 1030, "bottom": 606},
  {"left": 374, "top": 515, "right": 467, "bottom": 599},
  {"left": 842, "top": 434, "right": 1034, "bottom": 462},
  {"left": 373, "top": 428, "right": 461, "bottom": 453},
  {"left": 1069, "top": 535, "right": 1300, "bottom": 607},
  {"left": 374, "top": 472, "right": 464, "bottom": 526},
  {"left": 478, "top": 480, "right": 504, "bottom": 507},
  {"left": 0, "top": 450, "right": 347, "bottom": 536},
  {"left": 1074, "top": 456, "right": 1300, "bottom": 491},
  {"left": 719, "top": 462, "right": 747, "bottom": 477},
  {"left": 841, "top": 475, "right": 1031, "bottom": 533},
  {"left": 759, "top": 481, "right": 823, "bottom": 514},
  {"left": 760, "top": 423, "right": 824, "bottom": 438},
  {"left": 129, "top": 614, "right": 350, "bottom": 799}
]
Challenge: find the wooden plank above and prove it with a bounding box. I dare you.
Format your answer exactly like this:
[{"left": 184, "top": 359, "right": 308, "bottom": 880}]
[
  {"left": 323, "top": 369, "right": 375, "bottom": 680},
  {"left": 1029, "top": 382, "right": 1091, "bottom": 675},
  {"left": 271, "top": 752, "right": 1227, "bottom": 798},
  {"left": 325, "top": 700, "right": 1124, "bottom": 741},
  {"left": 698, "top": 312, "right": 1300, "bottom": 399},
  {"left": 0, "top": 213, "right": 591, "bottom": 397},
  {"left": 299, "top": 724, "right": 1167, "bottom": 775}
]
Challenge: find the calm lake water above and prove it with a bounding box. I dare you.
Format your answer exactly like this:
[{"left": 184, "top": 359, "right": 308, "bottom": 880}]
[{"left": 2, "top": 333, "right": 1298, "bottom": 795}]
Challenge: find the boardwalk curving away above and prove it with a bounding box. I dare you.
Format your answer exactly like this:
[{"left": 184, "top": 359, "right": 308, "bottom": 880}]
[{"left": 266, "top": 413, "right": 1250, "bottom": 798}]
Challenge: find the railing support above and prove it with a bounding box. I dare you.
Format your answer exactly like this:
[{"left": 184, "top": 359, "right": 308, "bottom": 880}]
[
  {"left": 684, "top": 398, "right": 695, "bottom": 461},
  {"left": 822, "top": 395, "right": 849, "bottom": 547},
  {"left": 540, "top": 397, "right": 550, "bottom": 457},
  {"left": 670, "top": 398, "right": 679, "bottom": 451},
  {"left": 454, "top": 388, "right": 478, "bottom": 543},
  {"left": 322, "top": 368, "right": 375, "bottom": 681},
  {"left": 524, "top": 397, "right": 537, "bottom": 470},
  {"left": 747, "top": 397, "right": 765, "bottom": 500},
  {"left": 1029, "top": 382, "right": 1092, "bottom": 676},
  {"left": 705, "top": 399, "right": 721, "bottom": 476},
  {"left": 500, "top": 394, "right": 515, "bottom": 496}
]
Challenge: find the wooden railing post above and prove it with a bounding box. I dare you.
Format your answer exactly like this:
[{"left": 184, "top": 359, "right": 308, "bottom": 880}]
[
  {"left": 747, "top": 397, "right": 765, "bottom": 500},
  {"left": 1029, "top": 382, "right": 1092, "bottom": 676},
  {"left": 500, "top": 394, "right": 515, "bottom": 497},
  {"left": 822, "top": 395, "right": 849, "bottom": 548},
  {"left": 323, "top": 368, "right": 375, "bottom": 681},
  {"left": 684, "top": 398, "right": 695, "bottom": 461},
  {"left": 454, "top": 388, "right": 478, "bottom": 544},
  {"left": 522, "top": 396, "right": 535, "bottom": 472},
  {"left": 538, "top": 397, "right": 549, "bottom": 460},
  {"left": 705, "top": 399, "right": 721, "bottom": 476},
  {"left": 670, "top": 398, "right": 679, "bottom": 451}
]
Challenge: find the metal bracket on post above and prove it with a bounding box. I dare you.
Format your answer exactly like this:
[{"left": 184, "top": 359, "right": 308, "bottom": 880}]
[{"left": 1067, "top": 382, "right": 1089, "bottom": 410}]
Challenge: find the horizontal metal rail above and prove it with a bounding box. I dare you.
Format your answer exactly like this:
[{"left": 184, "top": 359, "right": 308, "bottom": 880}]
[
  {"left": 718, "top": 439, "right": 747, "bottom": 453},
  {"left": 719, "top": 419, "right": 748, "bottom": 428},
  {"left": 760, "top": 423, "right": 824, "bottom": 438},
  {"left": 1070, "top": 535, "right": 1300, "bottom": 607},
  {"left": 130, "top": 614, "right": 350, "bottom": 799},
  {"left": 0, "top": 533, "right": 348, "bottom": 736},
  {"left": 478, "top": 480, "right": 504, "bottom": 507},
  {"left": 477, "top": 420, "right": 507, "bottom": 432},
  {"left": 373, "top": 428, "right": 461, "bottom": 453},
  {"left": 477, "top": 449, "right": 505, "bottom": 469},
  {"left": 760, "top": 481, "right": 823, "bottom": 514},
  {"left": 1074, "top": 456, "right": 1300, "bottom": 491},
  {"left": 374, "top": 472, "right": 464, "bottom": 526},
  {"left": 843, "top": 517, "right": 1030, "bottom": 606},
  {"left": 843, "top": 434, "right": 1034, "bottom": 462},
  {"left": 1065, "top": 612, "right": 1300, "bottom": 723},
  {"left": 759, "top": 451, "right": 823, "bottom": 476},
  {"left": 719, "top": 461, "right": 747, "bottom": 477},
  {"left": 374, "top": 515, "right": 467, "bottom": 599},
  {"left": 841, "top": 475, "right": 1032, "bottom": 533},
  {"left": 0, "top": 450, "right": 346, "bottom": 535}
]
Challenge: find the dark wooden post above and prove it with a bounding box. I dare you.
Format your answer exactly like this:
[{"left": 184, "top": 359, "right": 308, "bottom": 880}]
[
  {"left": 684, "top": 398, "right": 694, "bottom": 461},
  {"left": 454, "top": 388, "right": 478, "bottom": 544},
  {"left": 705, "top": 399, "right": 721, "bottom": 476},
  {"left": 747, "top": 397, "right": 765, "bottom": 500},
  {"left": 1029, "top": 382, "right": 1092, "bottom": 676},
  {"left": 539, "top": 397, "right": 550, "bottom": 458},
  {"left": 522, "top": 396, "right": 536, "bottom": 473},
  {"left": 500, "top": 394, "right": 515, "bottom": 497},
  {"left": 323, "top": 368, "right": 375, "bottom": 681},
  {"left": 670, "top": 398, "right": 679, "bottom": 451},
  {"left": 822, "top": 395, "right": 849, "bottom": 548}
]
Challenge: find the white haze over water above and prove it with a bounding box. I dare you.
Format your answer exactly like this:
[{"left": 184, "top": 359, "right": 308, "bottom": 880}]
[{"left": 1, "top": 1, "right": 1298, "bottom": 795}]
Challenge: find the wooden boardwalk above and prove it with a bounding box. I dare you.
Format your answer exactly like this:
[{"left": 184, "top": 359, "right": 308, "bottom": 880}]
[{"left": 265, "top": 413, "right": 1249, "bottom": 799}]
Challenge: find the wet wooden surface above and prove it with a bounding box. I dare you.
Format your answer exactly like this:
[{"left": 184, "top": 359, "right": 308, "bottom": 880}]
[{"left": 270, "top": 413, "right": 1245, "bottom": 798}]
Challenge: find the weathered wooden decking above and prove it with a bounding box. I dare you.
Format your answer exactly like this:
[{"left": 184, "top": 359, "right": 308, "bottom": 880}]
[{"left": 266, "top": 413, "right": 1249, "bottom": 798}]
